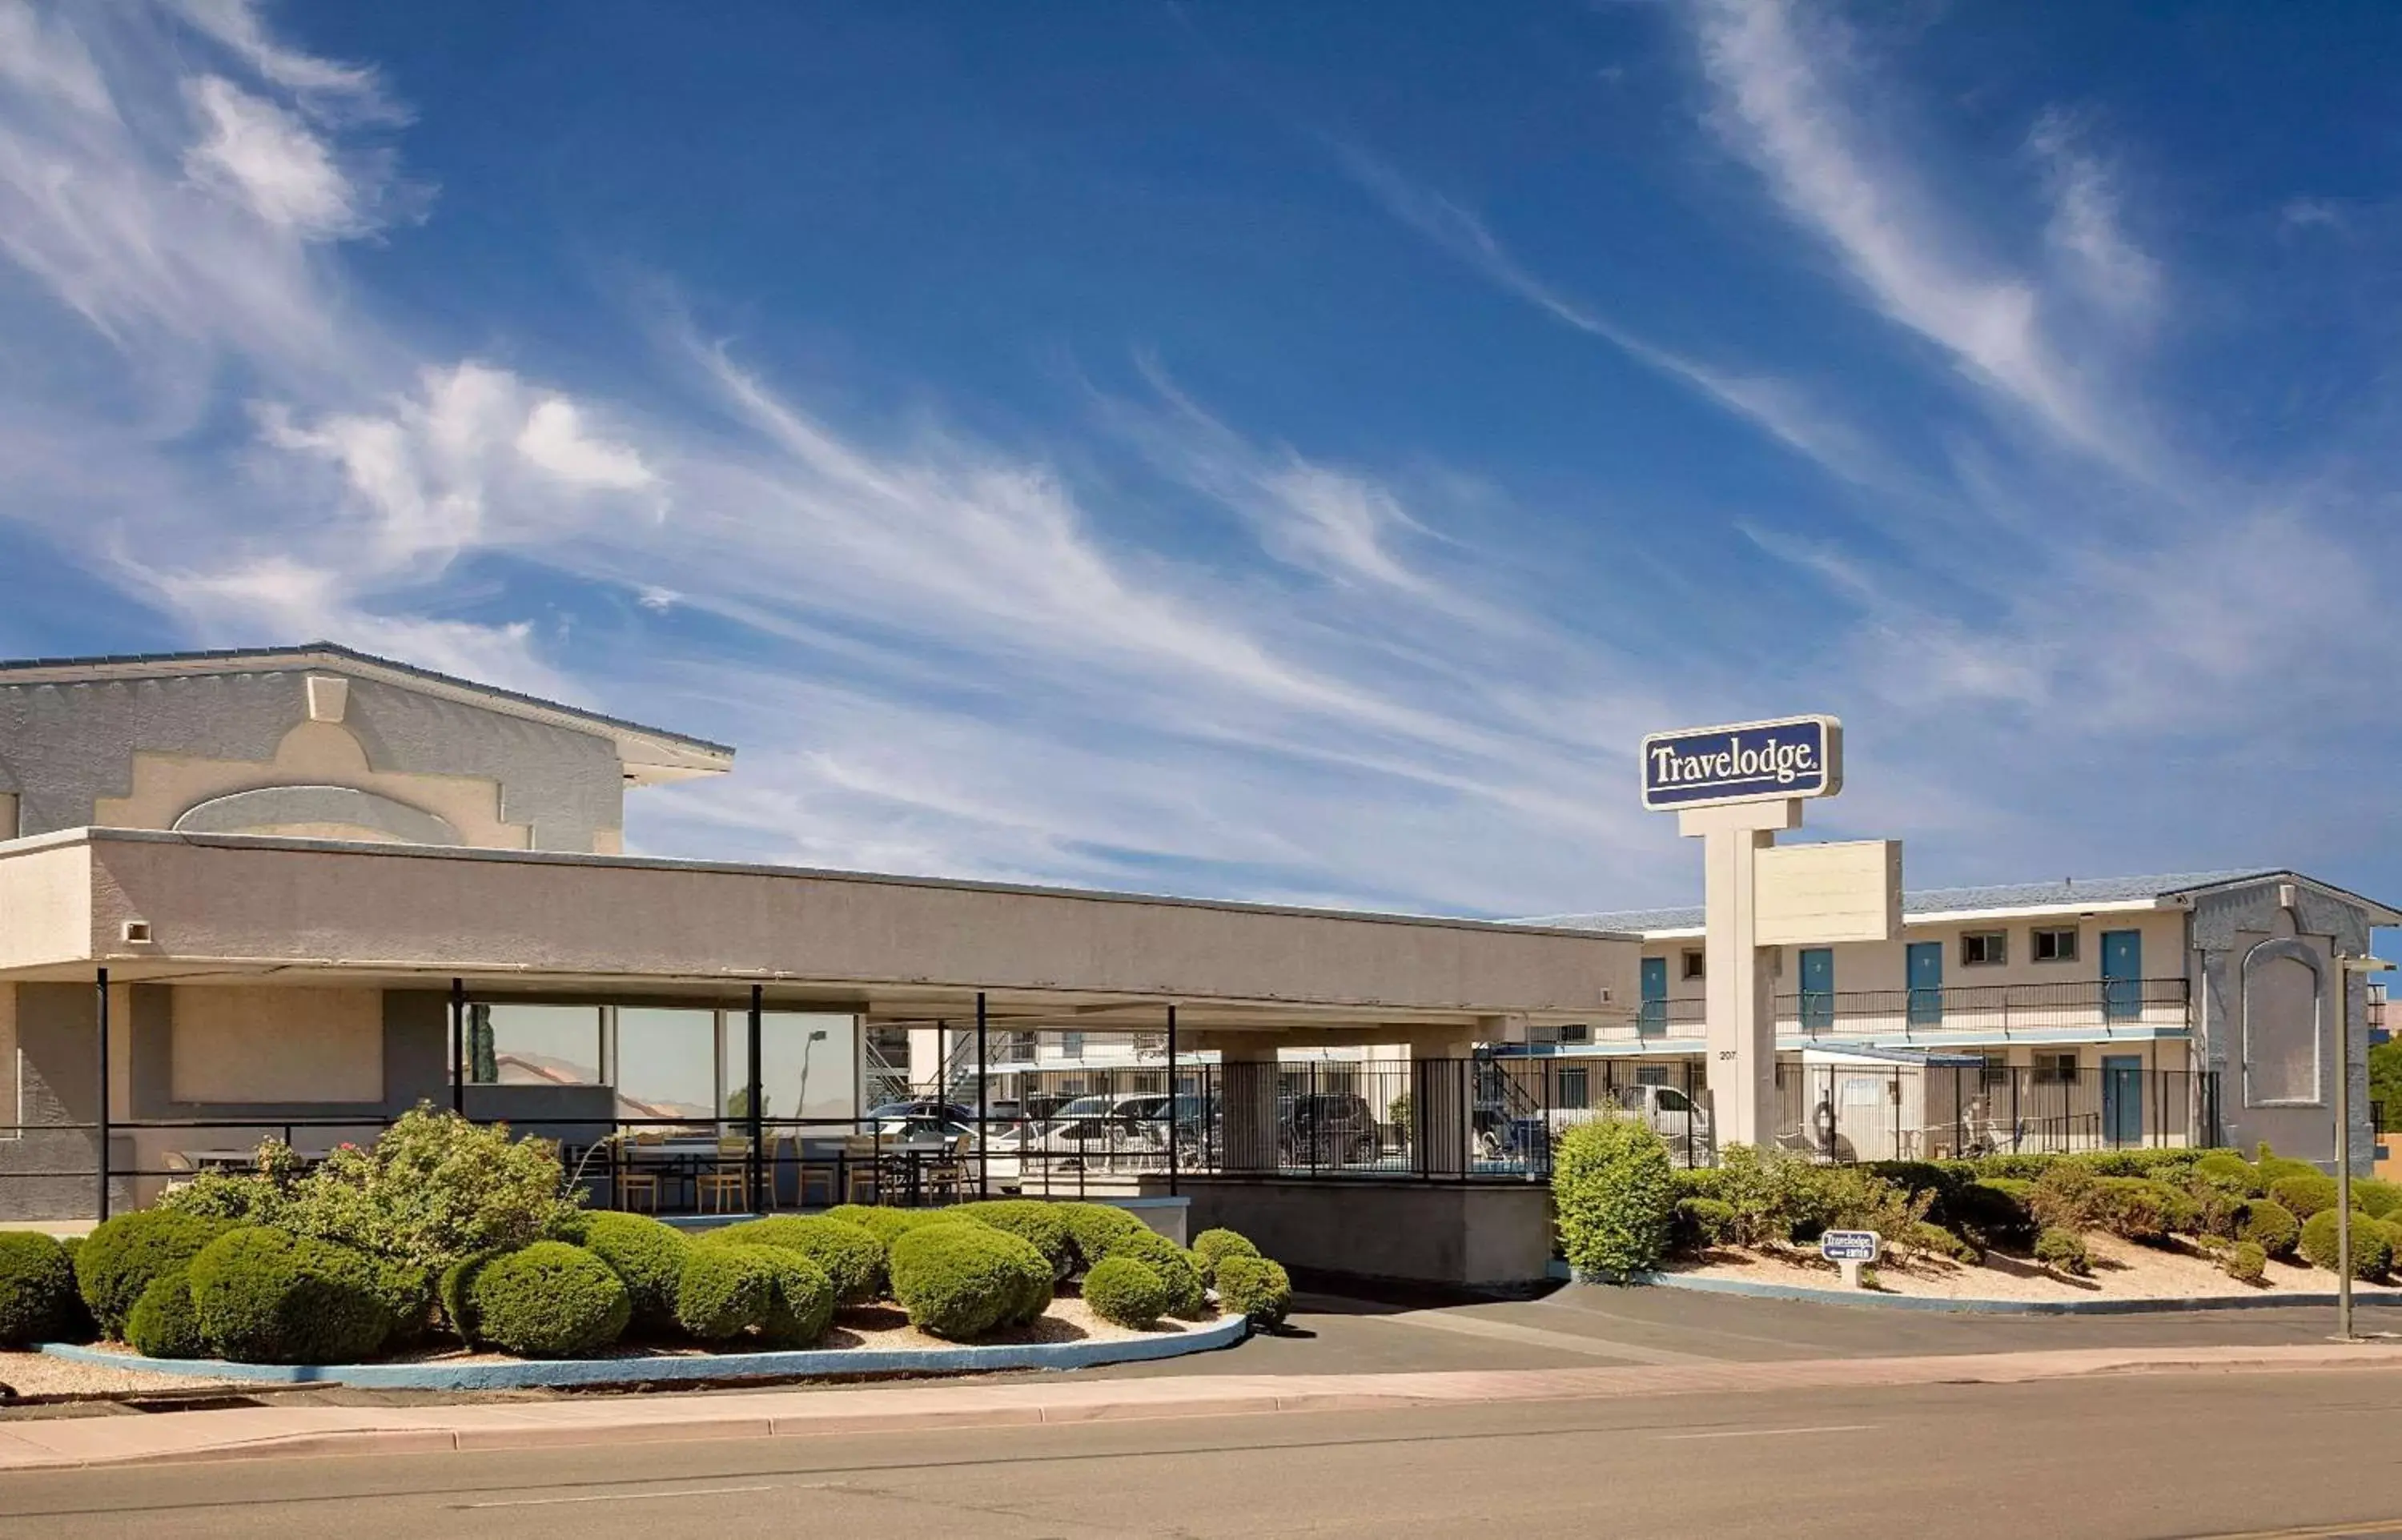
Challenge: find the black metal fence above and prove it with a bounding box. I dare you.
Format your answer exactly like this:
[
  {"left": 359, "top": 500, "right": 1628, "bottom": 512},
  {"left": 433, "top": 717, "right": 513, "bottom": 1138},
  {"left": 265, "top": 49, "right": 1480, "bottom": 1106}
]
[{"left": 1770, "top": 1063, "right": 2217, "bottom": 1162}]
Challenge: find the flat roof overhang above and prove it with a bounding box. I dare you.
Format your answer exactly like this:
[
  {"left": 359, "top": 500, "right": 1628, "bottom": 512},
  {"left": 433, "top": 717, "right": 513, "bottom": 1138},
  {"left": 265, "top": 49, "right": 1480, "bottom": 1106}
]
[{"left": 0, "top": 829, "right": 1638, "bottom": 1034}]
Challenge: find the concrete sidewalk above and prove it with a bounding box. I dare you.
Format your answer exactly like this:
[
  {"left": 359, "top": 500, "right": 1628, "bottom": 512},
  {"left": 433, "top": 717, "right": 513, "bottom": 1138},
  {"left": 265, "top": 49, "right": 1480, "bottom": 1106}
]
[{"left": 2, "top": 1340, "right": 2400, "bottom": 1472}]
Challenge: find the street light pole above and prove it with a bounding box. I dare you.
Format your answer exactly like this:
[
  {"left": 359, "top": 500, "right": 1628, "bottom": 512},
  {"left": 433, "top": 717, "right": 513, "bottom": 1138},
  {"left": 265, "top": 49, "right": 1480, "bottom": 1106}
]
[{"left": 2336, "top": 955, "right": 2394, "bottom": 1342}]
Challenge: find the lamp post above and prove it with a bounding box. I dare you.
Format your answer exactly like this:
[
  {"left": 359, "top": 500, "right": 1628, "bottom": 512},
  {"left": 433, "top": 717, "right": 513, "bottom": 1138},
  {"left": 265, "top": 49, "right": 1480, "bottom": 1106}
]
[{"left": 2336, "top": 955, "right": 2394, "bottom": 1341}]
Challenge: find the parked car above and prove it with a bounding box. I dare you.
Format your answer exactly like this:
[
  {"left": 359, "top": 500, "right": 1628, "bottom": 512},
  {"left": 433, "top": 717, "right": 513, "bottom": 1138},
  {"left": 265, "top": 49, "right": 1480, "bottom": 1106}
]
[
  {"left": 1485, "top": 1083, "right": 1715, "bottom": 1167},
  {"left": 1278, "top": 1092, "right": 1379, "bottom": 1166}
]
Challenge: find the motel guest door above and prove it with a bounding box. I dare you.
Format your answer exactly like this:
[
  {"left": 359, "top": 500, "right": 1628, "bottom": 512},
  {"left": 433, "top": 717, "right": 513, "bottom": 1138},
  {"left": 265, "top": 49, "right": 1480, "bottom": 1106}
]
[
  {"left": 1798, "top": 948, "right": 1834, "bottom": 1034},
  {"left": 1906, "top": 942, "right": 1943, "bottom": 1028},
  {"left": 2102, "top": 1053, "right": 2144, "bottom": 1145},
  {"left": 2102, "top": 930, "right": 2143, "bottom": 1021},
  {"left": 1640, "top": 956, "right": 1668, "bottom": 1033}
]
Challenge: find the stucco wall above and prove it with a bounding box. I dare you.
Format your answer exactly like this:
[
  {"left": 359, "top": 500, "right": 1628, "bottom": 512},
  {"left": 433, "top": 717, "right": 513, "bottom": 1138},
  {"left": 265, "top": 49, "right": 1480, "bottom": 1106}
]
[
  {"left": 77, "top": 834, "right": 1635, "bottom": 1018},
  {"left": 169, "top": 985, "right": 385, "bottom": 1104},
  {"left": 0, "top": 668, "right": 625, "bottom": 852},
  {"left": 2191, "top": 882, "right": 2376, "bottom": 1168}
]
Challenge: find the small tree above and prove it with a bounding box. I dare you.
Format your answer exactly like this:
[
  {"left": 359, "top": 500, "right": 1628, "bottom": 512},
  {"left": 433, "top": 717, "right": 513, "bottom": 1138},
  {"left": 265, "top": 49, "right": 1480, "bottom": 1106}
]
[{"left": 1553, "top": 1117, "right": 1676, "bottom": 1279}]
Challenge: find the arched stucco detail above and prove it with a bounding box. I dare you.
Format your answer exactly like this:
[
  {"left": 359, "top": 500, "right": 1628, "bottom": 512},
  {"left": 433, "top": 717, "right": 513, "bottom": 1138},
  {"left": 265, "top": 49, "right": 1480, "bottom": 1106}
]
[
  {"left": 2240, "top": 935, "right": 2324, "bottom": 1109},
  {"left": 173, "top": 785, "right": 461, "bottom": 846}
]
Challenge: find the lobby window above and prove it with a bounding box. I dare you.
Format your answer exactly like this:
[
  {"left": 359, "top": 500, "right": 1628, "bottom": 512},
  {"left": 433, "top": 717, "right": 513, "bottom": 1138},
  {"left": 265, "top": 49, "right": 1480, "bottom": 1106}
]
[
  {"left": 1681, "top": 949, "right": 1706, "bottom": 981},
  {"left": 2031, "top": 927, "right": 2079, "bottom": 963},
  {"left": 464, "top": 1004, "right": 603, "bottom": 1085},
  {"left": 1961, "top": 931, "right": 2008, "bottom": 967}
]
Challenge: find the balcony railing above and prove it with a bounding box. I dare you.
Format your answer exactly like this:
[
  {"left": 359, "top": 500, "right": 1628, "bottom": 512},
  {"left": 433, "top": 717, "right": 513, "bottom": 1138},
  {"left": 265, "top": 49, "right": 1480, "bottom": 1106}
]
[{"left": 1631, "top": 977, "right": 2191, "bottom": 1038}]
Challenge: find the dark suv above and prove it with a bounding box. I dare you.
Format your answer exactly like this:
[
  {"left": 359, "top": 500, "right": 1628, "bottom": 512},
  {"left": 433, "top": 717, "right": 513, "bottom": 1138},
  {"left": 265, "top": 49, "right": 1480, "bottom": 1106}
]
[{"left": 1279, "top": 1092, "right": 1380, "bottom": 1165}]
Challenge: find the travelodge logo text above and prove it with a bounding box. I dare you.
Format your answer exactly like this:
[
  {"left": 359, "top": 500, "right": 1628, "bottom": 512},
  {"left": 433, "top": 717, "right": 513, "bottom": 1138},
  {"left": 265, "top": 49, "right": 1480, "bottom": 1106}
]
[{"left": 1641, "top": 716, "right": 1843, "bottom": 811}]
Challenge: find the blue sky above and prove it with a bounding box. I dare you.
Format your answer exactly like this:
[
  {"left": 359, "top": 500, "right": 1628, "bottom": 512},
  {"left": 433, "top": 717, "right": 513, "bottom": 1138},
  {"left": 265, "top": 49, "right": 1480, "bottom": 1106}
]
[{"left": 2, "top": 0, "right": 2400, "bottom": 917}]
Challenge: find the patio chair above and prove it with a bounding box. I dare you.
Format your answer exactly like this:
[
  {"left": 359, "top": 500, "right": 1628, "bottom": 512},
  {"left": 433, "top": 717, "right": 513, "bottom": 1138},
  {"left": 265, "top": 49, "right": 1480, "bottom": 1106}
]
[
  {"left": 923, "top": 1133, "right": 970, "bottom": 1202},
  {"left": 617, "top": 1129, "right": 666, "bottom": 1212},
  {"left": 696, "top": 1135, "right": 750, "bottom": 1213},
  {"left": 839, "top": 1135, "right": 882, "bottom": 1204}
]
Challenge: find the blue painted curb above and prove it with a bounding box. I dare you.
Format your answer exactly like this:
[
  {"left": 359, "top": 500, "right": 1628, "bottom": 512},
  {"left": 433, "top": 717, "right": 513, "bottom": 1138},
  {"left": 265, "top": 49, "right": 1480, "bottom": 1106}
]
[
  {"left": 1587, "top": 1267, "right": 2402, "bottom": 1316},
  {"left": 41, "top": 1312, "right": 1250, "bottom": 1390}
]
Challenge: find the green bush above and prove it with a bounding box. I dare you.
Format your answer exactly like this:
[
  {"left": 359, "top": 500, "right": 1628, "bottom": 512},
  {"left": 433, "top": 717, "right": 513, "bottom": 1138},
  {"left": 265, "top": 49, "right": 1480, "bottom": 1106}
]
[
  {"left": 75, "top": 1211, "right": 237, "bottom": 1337},
  {"left": 1910, "top": 1221, "right": 1979, "bottom": 1264},
  {"left": 1081, "top": 1256, "right": 1168, "bottom": 1328},
  {"left": 2093, "top": 1177, "right": 2198, "bottom": 1243},
  {"left": 952, "top": 1201, "right": 1076, "bottom": 1279},
  {"left": 1091, "top": 1227, "right": 1205, "bottom": 1318},
  {"left": 1056, "top": 1203, "right": 1149, "bottom": 1273},
  {"left": 821, "top": 1204, "right": 978, "bottom": 1250},
  {"left": 1554, "top": 1119, "right": 1677, "bottom": 1277},
  {"left": 2254, "top": 1149, "right": 2323, "bottom": 1188},
  {"left": 2299, "top": 1209, "right": 2392, "bottom": 1279},
  {"left": 2027, "top": 1163, "right": 2105, "bottom": 1232},
  {"left": 2239, "top": 1200, "right": 2301, "bottom": 1261},
  {"left": 467, "top": 1242, "right": 631, "bottom": 1358},
  {"left": 370, "top": 1261, "right": 436, "bottom": 1347},
  {"left": 440, "top": 1249, "right": 498, "bottom": 1342},
  {"left": 124, "top": 1274, "right": 207, "bottom": 1358},
  {"left": 2224, "top": 1240, "right": 2268, "bottom": 1285},
  {"left": 279, "top": 1106, "right": 581, "bottom": 1277},
  {"left": 2192, "top": 1153, "right": 2265, "bottom": 1199},
  {"left": 890, "top": 1223, "right": 1052, "bottom": 1340},
  {"left": 706, "top": 1216, "right": 884, "bottom": 1305},
  {"left": 2034, "top": 1227, "right": 2091, "bottom": 1277},
  {"left": 1187, "top": 1228, "right": 1263, "bottom": 1284},
  {"left": 187, "top": 1228, "right": 392, "bottom": 1365},
  {"left": 677, "top": 1244, "right": 777, "bottom": 1342},
  {"left": 2352, "top": 1178, "right": 2402, "bottom": 1220},
  {"left": 1677, "top": 1197, "right": 1737, "bottom": 1249},
  {"left": 155, "top": 1169, "right": 290, "bottom": 1225},
  {"left": 579, "top": 1212, "right": 694, "bottom": 1332},
  {"left": 1952, "top": 1180, "right": 2038, "bottom": 1251},
  {"left": 750, "top": 1247, "right": 837, "bottom": 1349},
  {"left": 2270, "top": 1173, "right": 2339, "bottom": 1221},
  {"left": 0, "top": 1232, "right": 79, "bottom": 1347},
  {"left": 1212, "top": 1255, "right": 1293, "bottom": 1327}
]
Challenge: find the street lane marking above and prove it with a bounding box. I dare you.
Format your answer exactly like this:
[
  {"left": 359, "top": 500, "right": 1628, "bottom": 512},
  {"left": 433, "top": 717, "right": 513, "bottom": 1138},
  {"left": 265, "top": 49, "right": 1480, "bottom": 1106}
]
[
  {"left": 456, "top": 1483, "right": 785, "bottom": 1508},
  {"left": 1653, "top": 1424, "right": 1878, "bottom": 1441}
]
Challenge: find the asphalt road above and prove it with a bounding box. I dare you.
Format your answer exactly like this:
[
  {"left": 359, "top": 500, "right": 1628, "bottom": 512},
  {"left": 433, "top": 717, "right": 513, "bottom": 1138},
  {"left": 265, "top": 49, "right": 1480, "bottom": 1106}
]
[{"left": 4, "top": 1367, "right": 2402, "bottom": 1539}]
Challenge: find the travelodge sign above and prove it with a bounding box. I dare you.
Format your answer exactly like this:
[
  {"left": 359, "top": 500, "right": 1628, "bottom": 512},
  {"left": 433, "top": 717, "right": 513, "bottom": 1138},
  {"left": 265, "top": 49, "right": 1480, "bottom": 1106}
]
[{"left": 1641, "top": 715, "right": 1842, "bottom": 811}]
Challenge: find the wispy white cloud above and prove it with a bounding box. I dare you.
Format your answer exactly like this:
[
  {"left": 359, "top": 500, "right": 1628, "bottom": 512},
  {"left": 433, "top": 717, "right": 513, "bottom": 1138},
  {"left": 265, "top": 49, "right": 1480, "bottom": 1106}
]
[{"left": 183, "top": 75, "right": 372, "bottom": 239}]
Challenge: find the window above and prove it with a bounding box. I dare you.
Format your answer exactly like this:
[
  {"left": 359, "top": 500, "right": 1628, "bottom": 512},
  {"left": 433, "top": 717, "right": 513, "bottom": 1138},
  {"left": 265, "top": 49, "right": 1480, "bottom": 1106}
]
[
  {"left": 1635, "top": 1064, "right": 1670, "bottom": 1087},
  {"left": 2033, "top": 1052, "right": 2079, "bottom": 1085},
  {"left": 1556, "top": 1068, "right": 1590, "bottom": 1110},
  {"left": 1060, "top": 1031, "right": 1085, "bottom": 1059},
  {"left": 2031, "top": 926, "right": 2079, "bottom": 963},
  {"left": 1961, "top": 931, "right": 2008, "bottom": 967},
  {"left": 1979, "top": 1052, "right": 2011, "bottom": 1087},
  {"left": 465, "top": 1004, "right": 603, "bottom": 1086},
  {"left": 1681, "top": 948, "right": 1706, "bottom": 981},
  {"left": 1557, "top": 1024, "right": 1592, "bottom": 1045}
]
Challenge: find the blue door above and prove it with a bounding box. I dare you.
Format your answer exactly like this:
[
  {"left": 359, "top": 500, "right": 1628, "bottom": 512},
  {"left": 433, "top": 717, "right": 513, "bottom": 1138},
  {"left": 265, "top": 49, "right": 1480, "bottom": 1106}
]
[
  {"left": 2101, "top": 1053, "right": 2143, "bottom": 1145},
  {"left": 2102, "top": 929, "right": 2143, "bottom": 1021},
  {"left": 1639, "top": 956, "right": 1667, "bottom": 1033},
  {"left": 1906, "top": 942, "right": 1944, "bottom": 1027},
  {"left": 1799, "top": 948, "right": 1834, "bottom": 1034}
]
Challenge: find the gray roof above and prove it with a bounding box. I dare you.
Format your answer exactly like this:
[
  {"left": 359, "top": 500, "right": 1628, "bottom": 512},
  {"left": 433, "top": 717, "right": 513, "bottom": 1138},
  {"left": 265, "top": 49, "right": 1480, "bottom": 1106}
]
[
  {"left": 0, "top": 640, "right": 734, "bottom": 759},
  {"left": 1525, "top": 868, "right": 2292, "bottom": 934}
]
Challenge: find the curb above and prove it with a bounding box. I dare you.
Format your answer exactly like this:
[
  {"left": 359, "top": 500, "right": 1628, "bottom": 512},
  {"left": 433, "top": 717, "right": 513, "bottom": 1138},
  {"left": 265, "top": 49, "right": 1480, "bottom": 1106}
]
[
  {"left": 1612, "top": 1269, "right": 2402, "bottom": 1316},
  {"left": 39, "top": 1313, "right": 1250, "bottom": 1391}
]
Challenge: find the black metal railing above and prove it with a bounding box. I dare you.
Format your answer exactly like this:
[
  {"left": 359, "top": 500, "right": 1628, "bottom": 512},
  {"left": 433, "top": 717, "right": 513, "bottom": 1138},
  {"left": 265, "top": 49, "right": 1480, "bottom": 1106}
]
[
  {"left": 1776, "top": 977, "right": 2190, "bottom": 1035},
  {"left": 1771, "top": 1063, "right": 2215, "bottom": 1161}
]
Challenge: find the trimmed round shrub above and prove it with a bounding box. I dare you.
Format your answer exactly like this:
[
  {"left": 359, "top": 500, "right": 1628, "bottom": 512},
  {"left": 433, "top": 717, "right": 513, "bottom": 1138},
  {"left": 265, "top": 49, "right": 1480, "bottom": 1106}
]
[
  {"left": 1189, "top": 1228, "right": 1262, "bottom": 1284},
  {"left": 1091, "top": 1226, "right": 1206, "bottom": 1318},
  {"left": 1057, "top": 1203, "right": 1148, "bottom": 1273},
  {"left": 1081, "top": 1256, "right": 1168, "bottom": 1329},
  {"left": 579, "top": 1212, "right": 693, "bottom": 1333},
  {"left": 707, "top": 1216, "right": 884, "bottom": 1306},
  {"left": 890, "top": 1222, "right": 1052, "bottom": 1340},
  {"left": 2224, "top": 1240, "right": 2268, "bottom": 1285},
  {"left": 2239, "top": 1200, "right": 2301, "bottom": 1261},
  {"left": 2093, "top": 1177, "right": 2196, "bottom": 1243},
  {"left": 2271, "top": 1172, "right": 2339, "bottom": 1221},
  {"left": 1950, "top": 1180, "right": 2038, "bottom": 1251},
  {"left": 440, "top": 1249, "right": 499, "bottom": 1342},
  {"left": 753, "top": 1249, "right": 837, "bottom": 1349},
  {"left": 75, "top": 1211, "right": 235, "bottom": 1337},
  {"left": 371, "top": 1261, "right": 436, "bottom": 1348},
  {"left": 1213, "top": 1255, "right": 1292, "bottom": 1328},
  {"left": 954, "top": 1201, "right": 1075, "bottom": 1279},
  {"left": 2255, "top": 1150, "right": 2323, "bottom": 1189},
  {"left": 1911, "top": 1221, "right": 1979, "bottom": 1264},
  {"left": 467, "top": 1242, "right": 631, "bottom": 1358},
  {"left": 1553, "top": 1119, "right": 1676, "bottom": 1278},
  {"left": 2300, "top": 1209, "right": 2393, "bottom": 1279},
  {"left": 2352, "top": 1178, "right": 2402, "bottom": 1221},
  {"left": 187, "top": 1228, "right": 392, "bottom": 1365},
  {"left": 0, "top": 1232, "right": 79, "bottom": 1346},
  {"left": 2192, "top": 1153, "right": 2264, "bottom": 1198},
  {"left": 822, "top": 1204, "right": 977, "bottom": 1250},
  {"left": 124, "top": 1274, "right": 205, "bottom": 1358},
  {"left": 2034, "top": 1227, "right": 2091, "bottom": 1277},
  {"left": 677, "top": 1244, "right": 777, "bottom": 1342}
]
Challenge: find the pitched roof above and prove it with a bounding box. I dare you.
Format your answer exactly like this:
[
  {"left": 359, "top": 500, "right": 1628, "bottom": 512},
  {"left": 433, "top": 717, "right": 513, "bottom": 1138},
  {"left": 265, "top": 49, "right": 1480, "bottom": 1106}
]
[
  {"left": 0, "top": 641, "right": 733, "bottom": 784},
  {"left": 1524, "top": 868, "right": 2402, "bottom": 933}
]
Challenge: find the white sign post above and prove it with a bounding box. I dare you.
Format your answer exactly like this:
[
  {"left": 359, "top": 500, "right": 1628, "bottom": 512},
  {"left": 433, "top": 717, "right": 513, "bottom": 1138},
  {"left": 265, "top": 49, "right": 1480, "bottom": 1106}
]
[{"left": 1641, "top": 716, "right": 1865, "bottom": 1150}]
